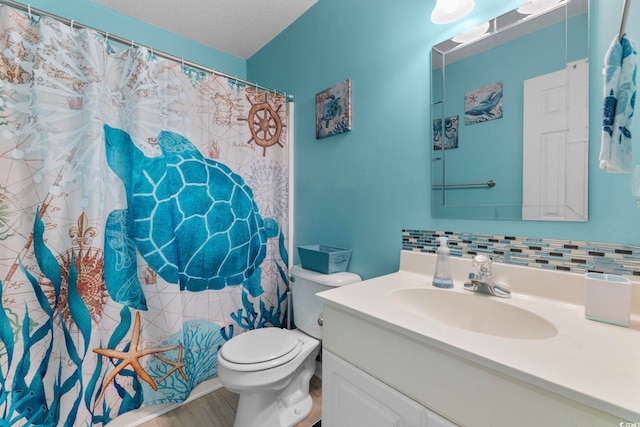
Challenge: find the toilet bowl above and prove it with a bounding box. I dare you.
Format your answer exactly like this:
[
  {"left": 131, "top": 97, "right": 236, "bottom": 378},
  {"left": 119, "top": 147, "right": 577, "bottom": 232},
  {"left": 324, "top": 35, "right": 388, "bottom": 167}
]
[
  {"left": 216, "top": 265, "right": 361, "bottom": 427},
  {"left": 217, "top": 328, "right": 320, "bottom": 427}
]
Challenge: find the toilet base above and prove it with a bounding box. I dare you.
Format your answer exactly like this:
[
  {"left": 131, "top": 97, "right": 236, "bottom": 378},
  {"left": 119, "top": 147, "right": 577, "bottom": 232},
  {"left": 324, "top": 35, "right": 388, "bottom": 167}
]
[{"left": 234, "top": 391, "right": 312, "bottom": 427}]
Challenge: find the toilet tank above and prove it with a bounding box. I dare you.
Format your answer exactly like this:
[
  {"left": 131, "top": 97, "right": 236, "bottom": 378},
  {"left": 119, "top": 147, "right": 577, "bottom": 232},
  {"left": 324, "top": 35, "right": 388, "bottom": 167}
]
[{"left": 290, "top": 265, "right": 361, "bottom": 339}]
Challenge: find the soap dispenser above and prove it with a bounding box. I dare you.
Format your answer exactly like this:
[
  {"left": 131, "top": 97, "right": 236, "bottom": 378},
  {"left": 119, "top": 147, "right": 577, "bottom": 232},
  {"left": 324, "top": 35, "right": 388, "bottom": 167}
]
[{"left": 432, "top": 236, "right": 454, "bottom": 288}]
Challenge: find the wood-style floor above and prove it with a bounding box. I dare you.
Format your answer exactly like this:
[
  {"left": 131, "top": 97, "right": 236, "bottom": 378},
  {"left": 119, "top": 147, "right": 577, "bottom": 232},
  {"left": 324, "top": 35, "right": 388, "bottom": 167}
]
[{"left": 139, "top": 375, "right": 322, "bottom": 427}]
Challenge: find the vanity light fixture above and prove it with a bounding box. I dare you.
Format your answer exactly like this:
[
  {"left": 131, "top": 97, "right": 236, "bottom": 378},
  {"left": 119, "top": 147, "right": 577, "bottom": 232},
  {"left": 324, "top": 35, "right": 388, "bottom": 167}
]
[
  {"left": 431, "top": 0, "right": 475, "bottom": 24},
  {"left": 451, "top": 22, "right": 491, "bottom": 44},
  {"left": 518, "top": 0, "right": 565, "bottom": 16}
]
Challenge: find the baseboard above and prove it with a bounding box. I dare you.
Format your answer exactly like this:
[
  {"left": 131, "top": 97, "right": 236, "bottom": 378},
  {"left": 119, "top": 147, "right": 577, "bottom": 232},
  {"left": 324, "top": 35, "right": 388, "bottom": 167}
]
[{"left": 108, "top": 377, "right": 223, "bottom": 426}]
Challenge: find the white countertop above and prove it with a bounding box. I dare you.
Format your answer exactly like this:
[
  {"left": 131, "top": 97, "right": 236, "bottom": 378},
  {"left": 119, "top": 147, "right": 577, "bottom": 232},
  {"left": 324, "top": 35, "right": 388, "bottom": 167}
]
[{"left": 317, "top": 251, "right": 640, "bottom": 421}]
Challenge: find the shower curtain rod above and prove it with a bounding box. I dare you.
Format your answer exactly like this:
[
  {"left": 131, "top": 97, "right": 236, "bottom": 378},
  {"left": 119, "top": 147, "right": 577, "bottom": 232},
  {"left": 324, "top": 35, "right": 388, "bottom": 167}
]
[{"left": 0, "top": 0, "right": 292, "bottom": 100}]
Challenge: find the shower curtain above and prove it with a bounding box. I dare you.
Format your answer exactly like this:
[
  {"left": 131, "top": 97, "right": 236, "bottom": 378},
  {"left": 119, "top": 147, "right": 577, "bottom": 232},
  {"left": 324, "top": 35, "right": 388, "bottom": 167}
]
[{"left": 0, "top": 6, "right": 290, "bottom": 426}]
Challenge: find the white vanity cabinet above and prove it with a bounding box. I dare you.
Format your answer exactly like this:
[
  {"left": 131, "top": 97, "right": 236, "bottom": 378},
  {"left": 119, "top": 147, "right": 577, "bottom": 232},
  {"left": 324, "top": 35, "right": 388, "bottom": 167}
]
[
  {"left": 322, "top": 349, "right": 456, "bottom": 427},
  {"left": 320, "top": 304, "right": 624, "bottom": 427},
  {"left": 317, "top": 251, "right": 640, "bottom": 426}
]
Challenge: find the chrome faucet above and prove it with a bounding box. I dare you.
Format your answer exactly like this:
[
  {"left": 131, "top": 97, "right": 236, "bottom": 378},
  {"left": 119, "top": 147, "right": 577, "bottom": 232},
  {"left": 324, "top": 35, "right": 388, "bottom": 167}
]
[{"left": 463, "top": 255, "right": 511, "bottom": 298}]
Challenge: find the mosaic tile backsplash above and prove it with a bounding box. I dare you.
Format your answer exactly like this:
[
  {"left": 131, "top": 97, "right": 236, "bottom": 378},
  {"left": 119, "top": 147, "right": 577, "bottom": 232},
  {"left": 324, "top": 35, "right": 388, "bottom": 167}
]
[{"left": 402, "top": 230, "right": 640, "bottom": 278}]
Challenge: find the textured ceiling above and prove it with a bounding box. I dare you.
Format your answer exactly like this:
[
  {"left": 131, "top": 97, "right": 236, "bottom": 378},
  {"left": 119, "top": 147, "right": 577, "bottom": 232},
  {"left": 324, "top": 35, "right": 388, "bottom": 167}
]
[{"left": 93, "top": 0, "right": 318, "bottom": 59}]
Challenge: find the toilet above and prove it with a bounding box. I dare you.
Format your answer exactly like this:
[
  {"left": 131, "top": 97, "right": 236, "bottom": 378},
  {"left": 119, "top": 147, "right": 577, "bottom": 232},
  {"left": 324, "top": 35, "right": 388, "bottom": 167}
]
[{"left": 217, "top": 265, "right": 361, "bottom": 427}]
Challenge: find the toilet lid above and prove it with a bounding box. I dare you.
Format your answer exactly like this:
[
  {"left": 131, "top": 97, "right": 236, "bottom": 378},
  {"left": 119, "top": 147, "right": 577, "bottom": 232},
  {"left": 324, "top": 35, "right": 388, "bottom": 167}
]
[{"left": 220, "top": 328, "right": 300, "bottom": 365}]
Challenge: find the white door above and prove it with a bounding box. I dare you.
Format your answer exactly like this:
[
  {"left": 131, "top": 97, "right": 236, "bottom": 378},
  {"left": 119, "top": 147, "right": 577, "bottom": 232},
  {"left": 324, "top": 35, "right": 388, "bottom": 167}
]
[{"left": 522, "top": 59, "right": 589, "bottom": 221}]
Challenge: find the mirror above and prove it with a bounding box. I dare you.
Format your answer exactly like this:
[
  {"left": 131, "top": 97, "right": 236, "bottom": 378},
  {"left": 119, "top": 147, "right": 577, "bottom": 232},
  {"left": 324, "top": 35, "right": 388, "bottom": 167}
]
[{"left": 431, "top": 0, "right": 590, "bottom": 221}]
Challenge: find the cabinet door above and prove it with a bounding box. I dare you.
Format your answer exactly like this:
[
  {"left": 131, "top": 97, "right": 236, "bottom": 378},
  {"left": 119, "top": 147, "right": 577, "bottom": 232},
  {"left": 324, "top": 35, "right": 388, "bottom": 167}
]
[{"left": 323, "top": 350, "right": 438, "bottom": 427}]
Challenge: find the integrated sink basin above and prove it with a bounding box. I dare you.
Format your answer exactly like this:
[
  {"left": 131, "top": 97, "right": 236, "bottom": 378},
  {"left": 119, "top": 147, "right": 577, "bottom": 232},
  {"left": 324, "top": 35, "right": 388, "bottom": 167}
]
[{"left": 388, "top": 288, "right": 558, "bottom": 339}]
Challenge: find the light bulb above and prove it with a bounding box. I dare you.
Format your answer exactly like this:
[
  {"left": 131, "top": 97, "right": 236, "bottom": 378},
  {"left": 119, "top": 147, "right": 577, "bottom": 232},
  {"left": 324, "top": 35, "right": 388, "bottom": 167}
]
[
  {"left": 431, "top": 0, "right": 475, "bottom": 24},
  {"left": 451, "top": 22, "right": 491, "bottom": 44}
]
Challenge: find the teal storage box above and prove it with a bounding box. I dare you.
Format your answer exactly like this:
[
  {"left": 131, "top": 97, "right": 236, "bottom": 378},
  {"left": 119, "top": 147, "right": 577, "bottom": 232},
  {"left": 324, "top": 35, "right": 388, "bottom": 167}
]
[{"left": 298, "top": 245, "right": 352, "bottom": 274}]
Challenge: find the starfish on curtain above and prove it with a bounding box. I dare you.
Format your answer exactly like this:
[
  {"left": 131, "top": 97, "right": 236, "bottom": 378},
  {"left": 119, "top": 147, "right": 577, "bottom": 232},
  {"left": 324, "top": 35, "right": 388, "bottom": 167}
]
[
  {"left": 155, "top": 343, "right": 188, "bottom": 383},
  {"left": 93, "top": 311, "right": 178, "bottom": 407}
]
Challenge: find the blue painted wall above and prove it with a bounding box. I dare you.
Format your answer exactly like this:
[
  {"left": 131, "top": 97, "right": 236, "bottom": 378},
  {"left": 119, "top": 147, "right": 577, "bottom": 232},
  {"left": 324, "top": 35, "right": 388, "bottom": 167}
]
[
  {"left": 12, "top": 0, "right": 245, "bottom": 77},
  {"left": 249, "top": 0, "right": 640, "bottom": 279}
]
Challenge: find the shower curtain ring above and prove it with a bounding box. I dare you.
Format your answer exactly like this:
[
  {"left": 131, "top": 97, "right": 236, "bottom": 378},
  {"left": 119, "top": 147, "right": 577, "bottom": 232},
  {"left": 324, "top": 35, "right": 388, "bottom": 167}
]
[
  {"left": 150, "top": 46, "right": 154, "bottom": 57},
  {"left": 70, "top": 20, "right": 74, "bottom": 29},
  {"left": 131, "top": 39, "right": 135, "bottom": 48},
  {"left": 27, "top": 4, "right": 32, "bottom": 20},
  {"left": 105, "top": 32, "right": 109, "bottom": 42}
]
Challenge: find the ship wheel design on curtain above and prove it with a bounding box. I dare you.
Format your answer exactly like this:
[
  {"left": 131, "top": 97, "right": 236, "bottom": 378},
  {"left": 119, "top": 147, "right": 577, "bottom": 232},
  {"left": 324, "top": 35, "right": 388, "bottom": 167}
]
[{"left": 239, "top": 92, "right": 285, "bottom": 156}]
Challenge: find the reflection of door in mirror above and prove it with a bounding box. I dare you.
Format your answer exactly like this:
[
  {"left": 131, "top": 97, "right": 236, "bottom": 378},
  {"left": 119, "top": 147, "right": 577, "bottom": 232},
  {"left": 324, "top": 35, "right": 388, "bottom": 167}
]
[{"left": 522, "top": 59, "right": 589, "bottom": 221}]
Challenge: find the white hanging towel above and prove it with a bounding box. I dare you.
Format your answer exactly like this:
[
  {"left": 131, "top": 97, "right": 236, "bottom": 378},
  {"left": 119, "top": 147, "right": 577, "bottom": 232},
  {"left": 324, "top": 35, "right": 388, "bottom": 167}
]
[{"left": 599, "top": 34, "right": 638, "bottom": 173}]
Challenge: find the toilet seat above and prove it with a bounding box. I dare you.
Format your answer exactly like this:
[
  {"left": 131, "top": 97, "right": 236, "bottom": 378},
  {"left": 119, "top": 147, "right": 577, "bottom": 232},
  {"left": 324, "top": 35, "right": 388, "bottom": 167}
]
[{"left": 219, "top": 328, "right": 302, "bottom": 371}]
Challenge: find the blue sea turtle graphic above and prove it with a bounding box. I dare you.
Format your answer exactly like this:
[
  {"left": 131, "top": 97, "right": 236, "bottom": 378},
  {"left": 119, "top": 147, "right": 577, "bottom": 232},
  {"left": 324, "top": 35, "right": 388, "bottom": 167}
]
[
  {"left": 320, "top": 95, "right": 342, "bottom": 128},
  {"left": 103, "top": 125, "right": 277, "bottom": 299},
  {"left": 603, "top": 89, "right": 617, "bottom": 136}
]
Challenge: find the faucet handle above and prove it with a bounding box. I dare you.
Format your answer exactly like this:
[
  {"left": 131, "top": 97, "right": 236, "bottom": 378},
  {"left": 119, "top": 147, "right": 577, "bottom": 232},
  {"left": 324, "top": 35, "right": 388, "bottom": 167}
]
[{"left": 472, "top": 254, "right": 492, "bottom": 277}]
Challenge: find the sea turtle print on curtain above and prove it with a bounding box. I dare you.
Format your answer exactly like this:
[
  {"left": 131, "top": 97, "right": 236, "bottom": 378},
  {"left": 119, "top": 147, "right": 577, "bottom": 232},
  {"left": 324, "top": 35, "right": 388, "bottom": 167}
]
[
  {"left": 0, "top": 5, "right": 290, "bottom": 426},
  {"left": 103, "top": 125, "right": 278, "bottom": 297}
]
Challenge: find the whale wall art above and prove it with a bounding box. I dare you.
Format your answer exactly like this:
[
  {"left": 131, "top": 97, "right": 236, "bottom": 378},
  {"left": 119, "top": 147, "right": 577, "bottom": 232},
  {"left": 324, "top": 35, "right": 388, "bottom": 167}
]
[{"left": 464, "top": 81, "right": 504, "bottom": 125}]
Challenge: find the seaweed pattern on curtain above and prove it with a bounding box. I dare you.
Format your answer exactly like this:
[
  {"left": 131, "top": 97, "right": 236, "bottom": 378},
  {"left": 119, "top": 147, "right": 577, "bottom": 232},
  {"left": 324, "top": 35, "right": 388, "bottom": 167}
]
[{"left": 0, "top": 6, "right": 289, "bottom": 426}]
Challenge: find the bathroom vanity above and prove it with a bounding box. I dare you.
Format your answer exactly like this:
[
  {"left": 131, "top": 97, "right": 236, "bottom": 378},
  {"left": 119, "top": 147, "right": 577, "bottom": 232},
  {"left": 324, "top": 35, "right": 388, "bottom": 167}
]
[{"left": 317, "top": 251, "right": 640, "bottom": 426}]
